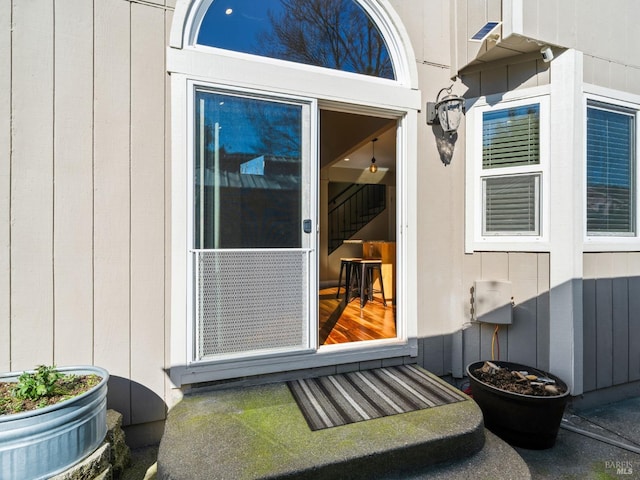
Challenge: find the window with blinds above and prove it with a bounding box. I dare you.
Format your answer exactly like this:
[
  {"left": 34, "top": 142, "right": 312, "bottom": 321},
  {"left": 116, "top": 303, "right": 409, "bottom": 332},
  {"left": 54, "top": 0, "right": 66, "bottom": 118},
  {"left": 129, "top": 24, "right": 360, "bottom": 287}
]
[
  {"left": 481, "top": 103, "right": 541, "bottom": 235},
  {"left": 483, "top": 104, "right": 539, "bottom": 169},
  {"left": 483, "top": 174, "right": 540, "bottom": 234},
  {"left": 586, "top": 102, "right": 636, "bottom": 235}
]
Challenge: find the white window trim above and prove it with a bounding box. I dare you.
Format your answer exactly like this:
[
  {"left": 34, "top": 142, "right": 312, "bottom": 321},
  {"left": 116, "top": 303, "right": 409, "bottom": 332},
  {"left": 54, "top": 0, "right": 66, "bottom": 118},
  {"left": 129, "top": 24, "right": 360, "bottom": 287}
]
[
  {"left": 178, "top": 0, "right": 418, "bottom": 89},
  {"left": 583, "top": 84, "right": 640, "bottom": 252},
  {"left": 465, "top": 86, "right": 551, "bottom": 253},
  {"left": 185, "top": 81, "right": 319, "bottom": 365},
  {"left": 168, "top": 1, "right": 422, "bottom": 387}
]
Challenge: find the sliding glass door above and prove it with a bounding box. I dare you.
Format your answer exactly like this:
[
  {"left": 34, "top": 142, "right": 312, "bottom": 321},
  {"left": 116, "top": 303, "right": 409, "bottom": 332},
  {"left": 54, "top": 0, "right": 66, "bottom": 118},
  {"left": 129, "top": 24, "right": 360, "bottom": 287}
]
[{"left": 190, "top": 87, "right": 316, "bottom": 362}]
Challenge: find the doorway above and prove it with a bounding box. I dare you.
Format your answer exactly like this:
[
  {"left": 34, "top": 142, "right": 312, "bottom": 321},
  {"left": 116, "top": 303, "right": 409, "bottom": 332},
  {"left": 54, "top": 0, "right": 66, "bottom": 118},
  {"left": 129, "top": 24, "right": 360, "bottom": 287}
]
[{"left": 318, "top": 109, "right": 398, "bottom": 346}]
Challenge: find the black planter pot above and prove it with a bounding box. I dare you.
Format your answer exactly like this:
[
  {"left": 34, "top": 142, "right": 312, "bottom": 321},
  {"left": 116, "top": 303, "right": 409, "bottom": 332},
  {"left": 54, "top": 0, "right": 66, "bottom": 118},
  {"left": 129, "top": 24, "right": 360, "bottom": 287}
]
[{"left": 466, "top": 361, "right": 570, "bottom": 450}]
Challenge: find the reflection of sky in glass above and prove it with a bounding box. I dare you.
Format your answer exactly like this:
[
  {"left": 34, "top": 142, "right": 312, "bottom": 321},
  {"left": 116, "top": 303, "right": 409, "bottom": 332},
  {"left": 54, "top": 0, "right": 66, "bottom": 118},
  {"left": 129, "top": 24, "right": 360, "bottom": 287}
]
[
  {"left": 197, "top": 0, "right": 395, "bottom": 79},
  {"left": 196, "top": 90, "right": 257, "bottom": 154},
  {"left": 194, "top": 89, "right": 303, "bottom": 249},
  {"left": 196, "top": 90, "right": 301, "bottom": 158},
  {"left": 198, "top": 0, "right": 279, "bottom": 53}
]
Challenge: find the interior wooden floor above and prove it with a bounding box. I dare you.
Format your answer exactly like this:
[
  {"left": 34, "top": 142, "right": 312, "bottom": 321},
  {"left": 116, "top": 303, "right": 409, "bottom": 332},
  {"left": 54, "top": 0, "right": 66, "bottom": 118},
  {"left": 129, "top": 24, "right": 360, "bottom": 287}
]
[{"left": 318, "top": 287, "right": 396, "bottom": 345}]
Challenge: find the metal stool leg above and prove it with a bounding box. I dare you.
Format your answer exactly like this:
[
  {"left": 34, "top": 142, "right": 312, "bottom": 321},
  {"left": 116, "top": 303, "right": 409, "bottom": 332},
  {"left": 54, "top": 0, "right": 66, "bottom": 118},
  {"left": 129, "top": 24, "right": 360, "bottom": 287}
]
[
  {"left": 344, "top": 262, "right": 352, "bottom": 302},
  {"left": 336, "top": 260, "right": 345, "bottom": 298},
  {"left": 348, "top": 262, "right": 359, "bottom": 303},
  {"left": 360, "top": 262, "right": 387, "bottom": 307},
  {"left": 376, "top": 265, "right": 387, "bottom": 307},
  {"left": 360, "top": 262, "right": 367, "bottom": 308}
]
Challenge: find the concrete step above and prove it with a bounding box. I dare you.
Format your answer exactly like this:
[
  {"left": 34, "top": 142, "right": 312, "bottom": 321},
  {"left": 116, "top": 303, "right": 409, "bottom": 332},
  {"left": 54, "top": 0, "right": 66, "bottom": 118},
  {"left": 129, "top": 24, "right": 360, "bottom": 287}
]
[
  {"left": 157, "top": 371, "right": 498, "bottom": 480},
  {"left": 399, "top": 429, "right": 531, "bottom": 479}
]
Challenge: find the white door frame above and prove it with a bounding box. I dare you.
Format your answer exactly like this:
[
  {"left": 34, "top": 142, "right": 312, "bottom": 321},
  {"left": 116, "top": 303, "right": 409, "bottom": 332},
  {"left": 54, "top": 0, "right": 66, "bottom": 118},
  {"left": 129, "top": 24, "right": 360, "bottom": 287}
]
[{"left": 168, "top": 0, "right": 421, "bottom": 387}]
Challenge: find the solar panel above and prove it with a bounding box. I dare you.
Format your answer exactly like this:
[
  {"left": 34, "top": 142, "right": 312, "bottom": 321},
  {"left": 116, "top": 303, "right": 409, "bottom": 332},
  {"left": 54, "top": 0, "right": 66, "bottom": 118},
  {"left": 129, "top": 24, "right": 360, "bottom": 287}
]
[{"left": 470, "top": 21, "right": 500, "bottom": 41}]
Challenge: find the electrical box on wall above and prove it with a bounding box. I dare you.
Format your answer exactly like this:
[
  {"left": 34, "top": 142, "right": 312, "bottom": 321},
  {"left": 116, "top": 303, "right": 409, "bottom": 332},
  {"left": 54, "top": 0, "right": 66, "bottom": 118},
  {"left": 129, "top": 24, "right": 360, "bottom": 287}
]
[{"left": 473, "top": 280, "right": 513, "bottom": 324}]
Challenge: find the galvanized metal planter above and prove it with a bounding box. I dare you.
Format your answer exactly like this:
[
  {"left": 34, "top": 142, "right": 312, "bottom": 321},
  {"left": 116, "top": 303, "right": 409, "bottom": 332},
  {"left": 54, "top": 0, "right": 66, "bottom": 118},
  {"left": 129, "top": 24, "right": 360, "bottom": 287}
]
[{"left": 0, "top": 365, "right": 109, "bottom": 480}]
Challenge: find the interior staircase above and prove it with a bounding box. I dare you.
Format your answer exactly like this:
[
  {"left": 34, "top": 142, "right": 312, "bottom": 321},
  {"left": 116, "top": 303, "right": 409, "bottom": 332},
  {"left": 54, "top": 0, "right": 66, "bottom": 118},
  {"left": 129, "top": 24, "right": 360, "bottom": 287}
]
[
  {"left": 157, "top": 365, "right": 531, "bottom": 479},
  {"left": 328, "top": 183, "right": 386, "bottom": 254}
]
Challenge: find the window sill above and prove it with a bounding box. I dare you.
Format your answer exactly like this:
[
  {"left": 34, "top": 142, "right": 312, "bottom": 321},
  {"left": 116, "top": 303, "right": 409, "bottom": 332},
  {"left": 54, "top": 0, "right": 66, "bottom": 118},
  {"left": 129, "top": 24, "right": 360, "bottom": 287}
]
[
  {"left": 583, "top": 238, "right": 640, "bottom": 252},
  {"left": 466, "top": 238, "right": 550, "bottom": 253}
]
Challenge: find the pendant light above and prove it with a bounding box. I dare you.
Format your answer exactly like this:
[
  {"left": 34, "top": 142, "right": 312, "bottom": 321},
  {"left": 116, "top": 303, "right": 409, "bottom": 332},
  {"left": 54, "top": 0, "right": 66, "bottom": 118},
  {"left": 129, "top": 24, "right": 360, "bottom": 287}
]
[{"left": 369, "top": 138, "right": 378, "bottom": 173}]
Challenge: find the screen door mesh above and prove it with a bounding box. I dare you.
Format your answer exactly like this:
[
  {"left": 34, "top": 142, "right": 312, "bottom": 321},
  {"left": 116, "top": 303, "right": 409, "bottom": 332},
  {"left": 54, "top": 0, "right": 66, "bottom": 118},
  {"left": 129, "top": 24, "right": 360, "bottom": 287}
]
[{"left": 194, "top": 250, "right": 309, "bottom": 360}]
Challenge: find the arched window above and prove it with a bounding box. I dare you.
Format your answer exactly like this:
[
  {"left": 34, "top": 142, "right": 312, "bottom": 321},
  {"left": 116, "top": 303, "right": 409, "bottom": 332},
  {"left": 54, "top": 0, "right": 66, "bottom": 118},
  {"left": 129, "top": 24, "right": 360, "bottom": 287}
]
[{"left": 195, "top": 0, "right": 395, "bottom": 79}]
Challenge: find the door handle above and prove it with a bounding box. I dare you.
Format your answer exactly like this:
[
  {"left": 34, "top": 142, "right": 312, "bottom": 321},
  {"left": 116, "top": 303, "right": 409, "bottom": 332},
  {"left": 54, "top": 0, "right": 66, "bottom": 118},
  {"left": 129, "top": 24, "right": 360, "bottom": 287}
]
[{"left": 303, "top": 219, "right": 312, "bottom": 233}]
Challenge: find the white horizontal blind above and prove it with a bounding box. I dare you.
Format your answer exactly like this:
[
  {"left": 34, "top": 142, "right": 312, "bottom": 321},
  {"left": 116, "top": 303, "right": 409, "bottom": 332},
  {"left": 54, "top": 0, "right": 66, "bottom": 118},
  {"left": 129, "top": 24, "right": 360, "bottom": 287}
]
[
  {"left": 483, "top": 175, "right": 539, "bottom": 234},
  {"left": 483, "top": 104, "right": 540, "bottom": 169},
  {"left": 586, "top": 102, "right": 635, "bottom": 234},
  {"left": 481, "top": 103, "right": 541, "bottom": 235}
]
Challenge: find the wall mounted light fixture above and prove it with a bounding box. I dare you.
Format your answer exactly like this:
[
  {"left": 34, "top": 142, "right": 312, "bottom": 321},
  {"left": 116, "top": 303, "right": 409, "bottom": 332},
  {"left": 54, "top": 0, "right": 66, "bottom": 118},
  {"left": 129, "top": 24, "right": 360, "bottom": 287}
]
[
  {"left": 426, "top": 86, "right": 465, "bottom": 135},
  {"left": 369, "top": 138, "right": 378, "bottom": 173}
]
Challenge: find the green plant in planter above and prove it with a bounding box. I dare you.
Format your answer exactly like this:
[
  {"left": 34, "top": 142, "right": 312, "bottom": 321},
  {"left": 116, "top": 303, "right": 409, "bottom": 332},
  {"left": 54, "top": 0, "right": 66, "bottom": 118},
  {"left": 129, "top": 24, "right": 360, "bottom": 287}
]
[
  {"left": 1, "top": 365, "right": 101, "bottom": 415},
  {"left": 0, "top": 365, "right": 109, "bottom": 480},
  {"left": 13, "top": 365, "right": 63, "bottom": 401}
]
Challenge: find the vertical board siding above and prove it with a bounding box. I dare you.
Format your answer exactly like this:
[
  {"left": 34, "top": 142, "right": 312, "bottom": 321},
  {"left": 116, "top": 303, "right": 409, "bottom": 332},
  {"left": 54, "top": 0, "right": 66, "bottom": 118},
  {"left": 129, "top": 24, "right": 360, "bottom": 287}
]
[
  {"left": 629, "top": 276, "right": 640, "bottom": 382},
  {"left": 164, "top": 9, "right": 174, "bottom": 405},
  {"left": 536, "top": 254, "right": 550, "bottom": 371},
  {"left": 583, "top": 253, "right": 640, "bottom": 392},
  {"left": 582, "top": 254, "right": 598, "bottom": 392},
  {"left": 629, "top": 253, "right": 640, "bottom": 382},
  {"left": 507, "top": 253, "right": 538, "bottom": 364},
  {"left": 0, "top": 2, "right": 11, "bottom": 372},
  {"left": 478, "top": 66, "right": 508, "bottom": 96},
  {"left": 455, "top": 0, "right": 640, "bottom": 93},
  {"left": 612, "top": 277, "right": 629, "bottom": 385},
  {"left": 582, "top": 277, "right": 597, "bottom": 392},
  {"left": 10, "top": 0, "right": 55, "bottom": 370},
  {"left": 53, "top": 0, "right": 94, "bottom": 366},
  {"left": 130, "top": 3, "right": 167, "bottom": 424},
  {"left": 461, "top": 253, "right": 481, "bottom": 367},
  {"left": 421, "top": 336, "right": 445, "bottom": 376},
  {"left": 595, "top": 278, "right": 613, "bottom": 389},
  {"left": 456, "top": 252, "right": 550, "bottom": 375},
  {"left": 479, "top": 253, "right": 509, "bottom": 362},
  {"left": 93, "top": 0, "right": 132, "bottom": 424}
]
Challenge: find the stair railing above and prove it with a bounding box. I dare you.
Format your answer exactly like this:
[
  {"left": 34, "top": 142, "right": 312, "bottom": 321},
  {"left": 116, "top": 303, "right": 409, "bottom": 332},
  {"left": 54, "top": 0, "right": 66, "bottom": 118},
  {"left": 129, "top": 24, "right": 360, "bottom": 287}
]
[{"left": 328, "top": 183, "right": 386, "bottom": 254}]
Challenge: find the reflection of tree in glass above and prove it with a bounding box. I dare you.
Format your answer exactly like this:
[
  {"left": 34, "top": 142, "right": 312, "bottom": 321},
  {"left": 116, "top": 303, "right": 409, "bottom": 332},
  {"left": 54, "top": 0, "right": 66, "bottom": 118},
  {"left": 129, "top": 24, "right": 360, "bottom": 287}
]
[
  {"left": 248, "top": 101, "right": 302, "bottom": 160},
  {"left": 259, "top": 0, "right": 394, "bottom": 79}
]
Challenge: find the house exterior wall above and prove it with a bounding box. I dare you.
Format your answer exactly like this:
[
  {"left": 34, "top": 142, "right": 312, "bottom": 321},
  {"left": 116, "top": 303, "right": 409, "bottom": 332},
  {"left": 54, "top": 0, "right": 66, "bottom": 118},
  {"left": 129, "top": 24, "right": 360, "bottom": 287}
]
[
  {"left": 518, "top": 0, "right": 640, "bottom": 96},
  {"left": 451, "top": 0, "right": 502, "bottom": 74},
  {"left": 454, "top": 0, "right": 640, "bottom": 90},
  {"left": 421, "top": 253, "right": 550, "bottom": 376},
  {"left": 449, "top": 0, "right": 640, "bottom": 397},
  {"left": 0, "top": 0, "right": 174, "bottom": 443},
  {"left": 389, "top": 0, "right": 466, "bottom": 341},
  {"left": 3, "top": 0, "right": 639, "bottom": 443},
  {"left": 414, "top": 1, "right": 554, "bottom": 375},
  {"left": 519, "top": 1, "right": 640, "bottom": 76}
]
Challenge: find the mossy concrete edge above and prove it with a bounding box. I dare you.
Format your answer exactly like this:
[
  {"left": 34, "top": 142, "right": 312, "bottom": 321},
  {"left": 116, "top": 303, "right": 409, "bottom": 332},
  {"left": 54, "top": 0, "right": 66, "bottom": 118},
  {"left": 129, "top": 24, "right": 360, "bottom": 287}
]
[{"left": 158, "top": 379, "right": 484, "bottom": 480}]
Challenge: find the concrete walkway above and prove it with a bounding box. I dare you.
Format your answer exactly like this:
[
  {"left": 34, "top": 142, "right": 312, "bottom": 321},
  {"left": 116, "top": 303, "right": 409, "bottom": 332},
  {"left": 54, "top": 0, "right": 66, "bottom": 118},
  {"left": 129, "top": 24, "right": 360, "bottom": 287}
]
[
  {"left": 517, "top": 396, "right": 640, "bottom": 479},
  {"left": 156, "top": 368, "right": 531, "bottom": 479},
  {"left": 130, "top": 391, "right": 640, "bottom": 480}
]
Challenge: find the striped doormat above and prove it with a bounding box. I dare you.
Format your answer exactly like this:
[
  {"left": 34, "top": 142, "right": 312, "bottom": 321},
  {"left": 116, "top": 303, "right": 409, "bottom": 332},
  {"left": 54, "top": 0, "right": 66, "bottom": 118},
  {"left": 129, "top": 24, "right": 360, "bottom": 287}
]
[{"left": 287, "top": 365, "right": 466, "bottom": 431}]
